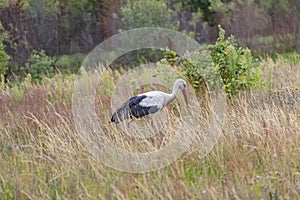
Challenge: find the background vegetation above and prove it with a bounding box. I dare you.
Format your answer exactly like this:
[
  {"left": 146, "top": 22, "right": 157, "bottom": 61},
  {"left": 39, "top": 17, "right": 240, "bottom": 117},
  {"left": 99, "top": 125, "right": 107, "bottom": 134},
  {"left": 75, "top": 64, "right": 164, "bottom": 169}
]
[
  {"left": 0, "top": 0, "right": 299, "bottom": 82},
  {"left": 0, "top": 0, "right": 300, "bottom": 199}
]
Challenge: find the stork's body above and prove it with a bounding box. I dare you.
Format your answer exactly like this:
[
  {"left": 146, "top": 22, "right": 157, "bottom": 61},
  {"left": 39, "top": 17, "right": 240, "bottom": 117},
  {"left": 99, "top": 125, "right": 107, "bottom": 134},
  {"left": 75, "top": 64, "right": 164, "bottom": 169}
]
[{"left": 111, "top": 79, "right": 188, "bottom": 123}]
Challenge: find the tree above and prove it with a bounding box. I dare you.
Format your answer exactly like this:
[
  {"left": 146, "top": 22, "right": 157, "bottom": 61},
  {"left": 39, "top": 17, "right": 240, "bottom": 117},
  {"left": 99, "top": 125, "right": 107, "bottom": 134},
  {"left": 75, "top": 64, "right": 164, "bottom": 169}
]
[
  {"left": 0, "top": 0, "right": 31, "bottom": 70},
  {"left": 0, "top": 22, "right": 10, "bottom": 80},
  {"left": 121, "top": 0, "right": 178, "bottom": 30},
  {"left": 98, "top": 0, "right": 123, "bottom": 39}
]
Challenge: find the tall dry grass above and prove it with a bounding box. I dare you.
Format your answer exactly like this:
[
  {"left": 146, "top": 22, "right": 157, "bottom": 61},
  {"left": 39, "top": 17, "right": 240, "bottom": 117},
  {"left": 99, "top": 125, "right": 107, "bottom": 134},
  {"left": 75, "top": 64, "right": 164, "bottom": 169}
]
[{"left": 0, "top": 59, "right": 300, "bottom": 199}]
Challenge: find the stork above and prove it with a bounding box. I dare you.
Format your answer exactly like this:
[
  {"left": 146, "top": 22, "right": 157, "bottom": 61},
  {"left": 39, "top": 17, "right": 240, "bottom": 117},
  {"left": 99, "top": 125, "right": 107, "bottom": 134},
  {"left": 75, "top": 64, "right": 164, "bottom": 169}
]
[{"left": 111, "top": 79, "right": 188, "bottom": 124}]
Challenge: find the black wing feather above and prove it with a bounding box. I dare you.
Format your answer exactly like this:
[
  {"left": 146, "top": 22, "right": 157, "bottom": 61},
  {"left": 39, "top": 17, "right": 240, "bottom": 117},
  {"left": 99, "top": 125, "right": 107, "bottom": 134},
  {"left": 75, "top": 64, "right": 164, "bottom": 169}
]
[{"left": 111, "top": 95, "right": 159, "bottom": 123}]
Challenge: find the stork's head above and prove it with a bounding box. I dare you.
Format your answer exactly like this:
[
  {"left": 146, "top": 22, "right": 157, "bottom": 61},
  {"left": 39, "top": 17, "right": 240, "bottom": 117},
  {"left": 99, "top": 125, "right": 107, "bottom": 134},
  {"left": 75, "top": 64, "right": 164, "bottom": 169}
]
[{"left": 174, "top": 79, "right": 188, "bottom": 107}]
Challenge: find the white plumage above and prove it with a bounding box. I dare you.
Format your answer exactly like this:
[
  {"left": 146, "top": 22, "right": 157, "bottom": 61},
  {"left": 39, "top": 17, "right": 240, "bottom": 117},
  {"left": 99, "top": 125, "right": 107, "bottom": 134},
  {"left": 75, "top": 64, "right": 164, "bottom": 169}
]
[
  {"left": 138, "top": 91, "right": 170, "bottom": 109},
  {"left": 111, "top": 79, "right": 188, "bottom": 123}
]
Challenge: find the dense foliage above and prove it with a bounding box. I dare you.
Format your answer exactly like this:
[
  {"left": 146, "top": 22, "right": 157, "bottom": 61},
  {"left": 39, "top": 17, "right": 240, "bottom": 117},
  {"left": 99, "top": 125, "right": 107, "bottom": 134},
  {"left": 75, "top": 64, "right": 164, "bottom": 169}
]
[
  {"left": 163, "top": 26, "right": 263, "bottom": 97},
  {"left": 0, "top": 0, "right": 299, "bottom": 84},
  {"left": 23, "top": 50, "right": 55, "bottom": 82},
  {"left": 208, "top": 26, "right": 263, "bottom": 97},
  {"left": 0, "top": 22, "right": 9, "bottom": 78},
  {"left": 121, "top": 0, "right": 178, "bottom": 29}
]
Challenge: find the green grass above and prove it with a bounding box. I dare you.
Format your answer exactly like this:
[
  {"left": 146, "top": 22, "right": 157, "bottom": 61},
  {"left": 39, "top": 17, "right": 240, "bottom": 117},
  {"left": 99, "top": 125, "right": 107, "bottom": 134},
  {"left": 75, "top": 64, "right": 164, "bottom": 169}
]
[
  {"left": 274, "top": 52, "right": 300, "bottom": 66},
  {"left": 0, "top": 57, "right": 300, "bottom": 199}
]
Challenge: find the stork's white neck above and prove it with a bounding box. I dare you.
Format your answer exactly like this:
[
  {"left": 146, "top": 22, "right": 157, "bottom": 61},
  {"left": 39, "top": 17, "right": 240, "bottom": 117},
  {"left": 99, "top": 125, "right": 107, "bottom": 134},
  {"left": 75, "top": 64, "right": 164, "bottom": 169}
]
[
  {"left": 172, "top": 82, "right": 181, "bottom": 97},
  {"left": 166, "top": 82, "right": 180, "bottom": 104}
]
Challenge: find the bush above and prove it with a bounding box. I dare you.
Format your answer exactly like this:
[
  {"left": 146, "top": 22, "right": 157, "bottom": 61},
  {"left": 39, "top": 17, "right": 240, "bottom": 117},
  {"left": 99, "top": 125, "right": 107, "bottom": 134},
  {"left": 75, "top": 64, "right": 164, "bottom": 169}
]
[
  {"left": 121, "top": 0, "right": 178, "bottom": 29},
  {"left": 162, "top": 25, "right": 264, "bottom": 97},
  {"left": 24, "top": 50, "right": 55, "bottom": 82},
  {"left": 209, "top": 25, "right": 264, "bottom": 97},
  {"left": 0, "top": 22, "right": 10, "bottom": 77}
]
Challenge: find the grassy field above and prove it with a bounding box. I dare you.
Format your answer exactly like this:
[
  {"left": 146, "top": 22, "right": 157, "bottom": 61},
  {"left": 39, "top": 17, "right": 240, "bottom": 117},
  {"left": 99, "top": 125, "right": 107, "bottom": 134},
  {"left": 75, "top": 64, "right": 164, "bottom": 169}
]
[{"left": 0, "top": 57, "right": 300, "bottom": 199}]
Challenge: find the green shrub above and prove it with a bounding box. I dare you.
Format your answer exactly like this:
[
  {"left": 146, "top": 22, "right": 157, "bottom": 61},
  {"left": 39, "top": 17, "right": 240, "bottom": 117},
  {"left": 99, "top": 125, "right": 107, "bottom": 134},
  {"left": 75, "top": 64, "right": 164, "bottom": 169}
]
[
  {"left": 0, "top": 22, "right": 10, "bottom": 77},
  {"left": 209, "top": 25, "right": 264, "bottom": 97},
  {"left": 24, "top": 50, "right": 55, "bottom": 82},
  {"left": 121, "top": 0, "right": 178, "bottom": 29},
  {"left": 162, "top": 25, "right": 264, "bottom": 97}
]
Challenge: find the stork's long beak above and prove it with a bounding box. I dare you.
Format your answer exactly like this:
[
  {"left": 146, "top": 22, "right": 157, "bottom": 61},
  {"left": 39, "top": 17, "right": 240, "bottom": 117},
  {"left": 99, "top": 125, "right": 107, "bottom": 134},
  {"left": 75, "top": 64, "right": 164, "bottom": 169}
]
[{"left": 182, "top": 89, "right": 188, "bottom": 107}]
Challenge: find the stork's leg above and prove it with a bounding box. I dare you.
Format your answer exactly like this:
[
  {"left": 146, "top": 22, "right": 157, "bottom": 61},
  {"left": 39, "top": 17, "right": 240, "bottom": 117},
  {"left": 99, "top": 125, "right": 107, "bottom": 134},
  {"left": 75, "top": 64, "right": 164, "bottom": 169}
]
[
  {"left": 127, "top": 119, "right": 133, "bottom": 128},
  {"left": 150, "top": 119, "right": 154, "bottom": 129},
  {"left": 150, "top": 118, "right": 165, "bottom": 149},
  {"left": 148, "top": 118, "right": 164, "bottom": 149},
  {"left": 127, "top": 121, "right": 130, "bottom": 128}
]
